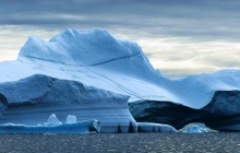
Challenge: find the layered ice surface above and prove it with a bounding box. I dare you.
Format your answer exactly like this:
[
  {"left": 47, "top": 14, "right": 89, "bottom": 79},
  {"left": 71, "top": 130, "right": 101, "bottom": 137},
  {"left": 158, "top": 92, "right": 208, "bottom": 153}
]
[
  {"left": 0, "top": 74, "right": 136, "bottom": 133},
  {"left": 1, "top": 29, "right": 240, "bottom": 132},
  {"left": 1, "top": 29, "right": 240, "bottom": 109},
  {"left": 0, "top": 115, "right": 100, "bottom": 134}
]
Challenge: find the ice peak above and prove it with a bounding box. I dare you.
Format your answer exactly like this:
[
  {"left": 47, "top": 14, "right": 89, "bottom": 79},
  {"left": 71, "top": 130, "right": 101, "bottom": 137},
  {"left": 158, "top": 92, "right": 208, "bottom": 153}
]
[
  {"left": 18, "top": 29, "right": 142, "bottom": 66},
  {"left": 50, "top": 28, "right": 117, "bottom": 47}
]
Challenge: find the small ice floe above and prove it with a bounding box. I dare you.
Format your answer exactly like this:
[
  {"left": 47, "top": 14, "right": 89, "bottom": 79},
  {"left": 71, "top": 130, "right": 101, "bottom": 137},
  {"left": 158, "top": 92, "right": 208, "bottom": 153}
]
[{"left": 180, "top": 122, "right": 218, "bottom": 133}]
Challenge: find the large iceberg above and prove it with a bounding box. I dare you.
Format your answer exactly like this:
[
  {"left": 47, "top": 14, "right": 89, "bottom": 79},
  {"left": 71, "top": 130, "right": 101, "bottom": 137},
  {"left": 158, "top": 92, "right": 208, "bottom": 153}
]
[{"left": 1, "top": 29, "right": 240, "bottom": 131}]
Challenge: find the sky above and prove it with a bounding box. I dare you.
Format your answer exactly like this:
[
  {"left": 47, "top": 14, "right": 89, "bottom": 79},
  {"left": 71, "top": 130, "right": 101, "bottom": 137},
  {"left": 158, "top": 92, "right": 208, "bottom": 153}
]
[{"left": 1, "top": 0, "right": 240, "bottom": 77}]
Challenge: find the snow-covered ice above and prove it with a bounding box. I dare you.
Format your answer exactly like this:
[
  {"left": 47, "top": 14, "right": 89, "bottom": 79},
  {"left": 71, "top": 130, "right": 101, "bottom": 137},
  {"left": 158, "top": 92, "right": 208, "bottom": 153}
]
[
  {"left": 1, "top": 29, "right": 240, "bottom": 109},
  {"left": 1, "top": 29, "right": 240, "bottom": 131},
  {"left": 0, "top": 119, "right": 100, "bottom": 134},
  {"left": 0, "top": 114, "right": 100, "bottom": 133},
  {"left": 44, "top": 114, "right": 62, "bottom": 127}
]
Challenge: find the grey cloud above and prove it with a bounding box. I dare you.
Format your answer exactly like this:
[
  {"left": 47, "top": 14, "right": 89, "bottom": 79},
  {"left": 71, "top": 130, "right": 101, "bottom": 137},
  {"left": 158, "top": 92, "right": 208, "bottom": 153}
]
[
  {"left": 2, "top": 0, "right": 240, "bottom": 77},
  {"left": 1, "top": 0, "right": 240, "bottom": 42},
  {"left": 197, "top": 55, "right": 240, "bottom": 68},
  {"left": 1, "top": 0, "right": 239, "bottom": 18}
]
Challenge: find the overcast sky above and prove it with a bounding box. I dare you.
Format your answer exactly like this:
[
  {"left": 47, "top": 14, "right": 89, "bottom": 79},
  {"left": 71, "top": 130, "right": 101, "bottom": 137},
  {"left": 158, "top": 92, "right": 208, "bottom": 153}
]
[{"left": 1, "top": 0, "right": 240, "bottom": 77}]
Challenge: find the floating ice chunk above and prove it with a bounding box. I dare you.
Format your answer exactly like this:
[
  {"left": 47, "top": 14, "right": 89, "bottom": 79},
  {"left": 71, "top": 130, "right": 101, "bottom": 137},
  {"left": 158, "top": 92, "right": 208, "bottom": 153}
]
[
  {"left": 180, "top": 123, "right": 218, "bottom": 133},
  {"left": 44, "top": 114, "right": 62, "bottom": 127},
  {"left": 66, "top": 115, "right": 77, "bottom": 124}
]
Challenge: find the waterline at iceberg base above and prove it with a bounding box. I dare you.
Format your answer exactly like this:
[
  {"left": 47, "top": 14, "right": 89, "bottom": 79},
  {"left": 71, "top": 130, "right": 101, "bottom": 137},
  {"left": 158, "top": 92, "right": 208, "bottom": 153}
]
[
  {"left": 0, "top": 29, "right": 240, "bottom": 133},
  {"left": 0, "top": 74, "right": 176, "bottom": 133}
]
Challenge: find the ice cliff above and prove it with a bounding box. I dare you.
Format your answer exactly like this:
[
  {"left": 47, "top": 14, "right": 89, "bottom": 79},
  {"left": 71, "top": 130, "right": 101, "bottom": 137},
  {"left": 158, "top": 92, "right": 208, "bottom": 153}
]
[{"left": 1, "top": 29, "right": 240, "bottom": 132}]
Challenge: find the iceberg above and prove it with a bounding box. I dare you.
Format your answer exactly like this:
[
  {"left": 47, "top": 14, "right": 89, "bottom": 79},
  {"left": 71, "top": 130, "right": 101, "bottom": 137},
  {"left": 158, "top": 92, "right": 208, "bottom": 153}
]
[
  {"left": 0, "top": 119, "right": 100, "bottom": 134},
  {"left": 0, "top": 74, "right": 137, "bottom": 133},
  {"left": 129, "top": 90, "right": 240, "bottom": 131},
  {"left": 180, "top": 123, "right": 218, "bottom": 133},
  {"left": 66, "top": 115, "right": 77, "bottom": 124},
  {"left": 44, "top": 114, "right": 62, "bottom": 127},
  {"left": 1, "top": 28, "right": 240, "bottom": 132}
]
